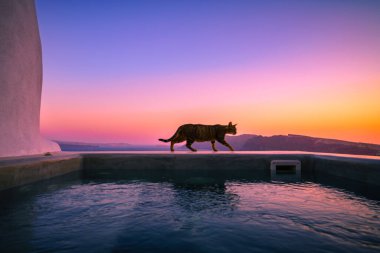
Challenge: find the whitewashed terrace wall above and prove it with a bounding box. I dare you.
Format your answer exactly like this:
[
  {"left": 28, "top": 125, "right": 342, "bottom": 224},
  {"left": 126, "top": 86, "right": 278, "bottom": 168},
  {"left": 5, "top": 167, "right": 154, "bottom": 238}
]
[{"left": 0, "top": 0, "right": 60, "bottom": 157}]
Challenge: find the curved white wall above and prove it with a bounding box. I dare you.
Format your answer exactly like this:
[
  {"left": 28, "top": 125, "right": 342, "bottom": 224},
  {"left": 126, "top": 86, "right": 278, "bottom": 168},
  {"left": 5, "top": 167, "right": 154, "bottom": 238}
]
[{"left": 0, "top": 0, "right": 60, "bottom": 157}]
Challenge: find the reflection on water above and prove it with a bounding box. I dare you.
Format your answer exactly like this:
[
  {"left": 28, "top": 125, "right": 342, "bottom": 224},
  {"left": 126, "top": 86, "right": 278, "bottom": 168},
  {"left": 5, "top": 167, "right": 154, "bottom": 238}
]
[{"left": 0, "top": 171, "right": 379, "bottom": 253}]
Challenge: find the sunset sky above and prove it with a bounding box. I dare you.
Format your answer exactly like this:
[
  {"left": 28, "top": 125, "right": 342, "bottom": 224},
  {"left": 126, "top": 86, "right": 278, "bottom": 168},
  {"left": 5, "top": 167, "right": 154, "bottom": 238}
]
[{"left": 36, "top": 0, "right": 380, "bottom": 145}]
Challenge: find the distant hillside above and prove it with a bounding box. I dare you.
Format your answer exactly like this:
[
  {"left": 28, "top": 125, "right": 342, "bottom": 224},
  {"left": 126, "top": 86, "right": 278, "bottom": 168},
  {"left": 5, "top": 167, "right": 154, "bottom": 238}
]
[
  {"left": 56, "top": 141, "right": 166, "bottom": 151},
  {"left": 240, "top": 134, "right": 380, "bottom": 156},
  {"left": 177, "top": 134, "right": 380, "bottom": 155},
  {"left": 185, "top": 134, "right": 257, "bottom": 151},
  {"left": 55, "top": 134, "right": 380, "bottom": 156}
]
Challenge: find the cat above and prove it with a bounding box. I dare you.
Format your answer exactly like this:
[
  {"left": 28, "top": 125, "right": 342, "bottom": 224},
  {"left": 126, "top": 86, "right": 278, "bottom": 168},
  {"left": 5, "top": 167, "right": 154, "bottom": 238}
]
[{"left": 159, "top": 122, "right": 237, "bottom": 152}]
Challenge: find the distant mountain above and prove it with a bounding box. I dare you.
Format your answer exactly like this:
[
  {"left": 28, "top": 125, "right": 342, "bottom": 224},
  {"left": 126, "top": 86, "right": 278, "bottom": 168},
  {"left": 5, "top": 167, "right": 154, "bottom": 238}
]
[
  {"left": 184, "top": 134, "right": 257, "bottom": 151},
  {"left": 240, "top": 134, "right": 380, "bottom": 156},
  {"left": 56, "top": 141, "right": 166, "bottom": 151},
  {"left": 55, "top": 134, "right": 380, "bottom": 156}
]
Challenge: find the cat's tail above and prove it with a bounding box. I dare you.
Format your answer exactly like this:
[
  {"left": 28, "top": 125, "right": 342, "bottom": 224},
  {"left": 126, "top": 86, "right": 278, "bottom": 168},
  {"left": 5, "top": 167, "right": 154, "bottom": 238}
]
[{"left": 158, "top": 127, "right": 181, "bottom": 143}]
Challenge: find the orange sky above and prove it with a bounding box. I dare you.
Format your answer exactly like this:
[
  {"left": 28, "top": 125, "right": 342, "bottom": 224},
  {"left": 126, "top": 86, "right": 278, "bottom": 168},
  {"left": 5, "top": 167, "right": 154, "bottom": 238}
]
[{"left": 40, "top": 62, "right": 380, "bottom": 144}]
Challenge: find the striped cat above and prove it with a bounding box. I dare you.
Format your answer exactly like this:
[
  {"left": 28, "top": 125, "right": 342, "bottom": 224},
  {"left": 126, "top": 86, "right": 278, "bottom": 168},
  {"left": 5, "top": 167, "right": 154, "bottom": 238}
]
[{"left": 159, "top": 122, "right": 237, "bottom": 152}]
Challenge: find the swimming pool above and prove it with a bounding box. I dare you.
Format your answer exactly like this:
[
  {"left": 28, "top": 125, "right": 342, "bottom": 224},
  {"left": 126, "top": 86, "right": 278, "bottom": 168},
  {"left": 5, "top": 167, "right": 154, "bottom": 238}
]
[{"left": 1, "top": 167, "right": 379, "bottom": 253}]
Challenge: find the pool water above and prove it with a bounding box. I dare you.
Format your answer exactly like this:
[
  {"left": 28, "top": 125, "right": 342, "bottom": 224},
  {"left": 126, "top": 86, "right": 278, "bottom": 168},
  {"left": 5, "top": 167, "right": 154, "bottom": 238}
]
[{"left": 0, "top": 171, "right": 379, "bottom": 253}]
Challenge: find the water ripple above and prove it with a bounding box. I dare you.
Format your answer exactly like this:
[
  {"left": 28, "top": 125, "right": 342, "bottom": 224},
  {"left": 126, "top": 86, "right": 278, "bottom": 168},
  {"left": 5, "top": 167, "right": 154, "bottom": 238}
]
[{"left": 0, "top": 177, "right": 379, "bottom": 253}]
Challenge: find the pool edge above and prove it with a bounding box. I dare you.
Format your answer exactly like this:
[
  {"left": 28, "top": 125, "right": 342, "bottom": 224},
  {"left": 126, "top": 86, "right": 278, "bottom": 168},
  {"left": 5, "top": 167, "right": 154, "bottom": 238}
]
[
  {"left": 1, "top": 152, "right": 380, "bottom": 191},
  {"left": 0, "top": 153, "right": 82, "bottom": 191}
]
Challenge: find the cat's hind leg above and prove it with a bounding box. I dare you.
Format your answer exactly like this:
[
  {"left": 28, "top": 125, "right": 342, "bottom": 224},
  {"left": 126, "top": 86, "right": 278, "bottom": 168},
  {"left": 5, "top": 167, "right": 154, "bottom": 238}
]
[
  {"left": 211, "top": 140, "right": 218, "bottom": 152},
  {"left": 171, "top": 137, "right": 186, "bottom": 152},
  {"left": 186, "top": 139, "right": 197, "bottom": 152}
]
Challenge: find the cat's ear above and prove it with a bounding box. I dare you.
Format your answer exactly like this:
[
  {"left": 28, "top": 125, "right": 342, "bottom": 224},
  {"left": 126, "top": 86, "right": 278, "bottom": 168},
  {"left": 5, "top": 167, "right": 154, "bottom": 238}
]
[
  {"left": 234, "top": 124, "right": 237, "bottom": 127},
  {"left": 228, "top": 122, "right": 232, "bottom": 126}
]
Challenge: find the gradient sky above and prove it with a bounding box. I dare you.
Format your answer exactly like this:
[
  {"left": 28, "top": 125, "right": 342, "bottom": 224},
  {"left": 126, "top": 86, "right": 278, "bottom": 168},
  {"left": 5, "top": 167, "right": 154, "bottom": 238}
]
[{"left": 36, "top": 0, "right": 380, "bottom": 144}]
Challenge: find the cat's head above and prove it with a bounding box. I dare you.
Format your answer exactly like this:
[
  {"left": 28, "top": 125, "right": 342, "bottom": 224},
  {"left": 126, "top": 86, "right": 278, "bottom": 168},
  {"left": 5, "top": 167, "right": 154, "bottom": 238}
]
[{"left": 227, "top": 122, "right": 237, "bottom": 135}]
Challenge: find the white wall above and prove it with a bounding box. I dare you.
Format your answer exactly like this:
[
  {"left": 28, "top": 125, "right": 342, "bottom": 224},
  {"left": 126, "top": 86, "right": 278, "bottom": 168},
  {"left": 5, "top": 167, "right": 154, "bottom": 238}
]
[{"left": 0, "top": 0, "right": 60, "bottom": 157}]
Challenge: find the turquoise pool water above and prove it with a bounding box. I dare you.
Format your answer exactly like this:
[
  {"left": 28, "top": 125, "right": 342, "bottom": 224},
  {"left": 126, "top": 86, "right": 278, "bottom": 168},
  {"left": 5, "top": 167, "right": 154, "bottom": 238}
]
[{"left": 0, "top": 171, "right": 379, "bottom": 253}]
